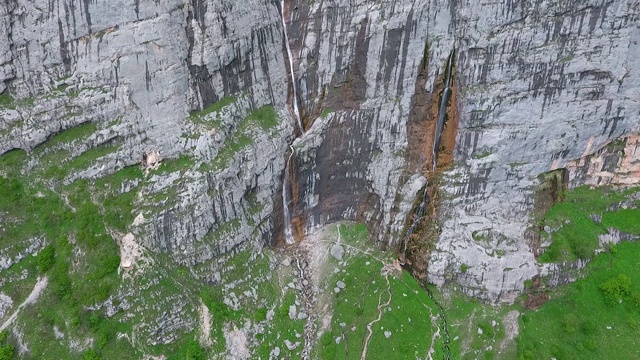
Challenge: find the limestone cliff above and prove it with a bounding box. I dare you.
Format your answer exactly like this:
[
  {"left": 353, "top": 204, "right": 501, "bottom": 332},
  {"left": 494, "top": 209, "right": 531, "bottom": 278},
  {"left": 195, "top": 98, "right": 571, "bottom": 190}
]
[
  {"left": 0, "top": 0, "right": 293, "bottom": 268},
  {"left": 427, "top": 0, "right": 640, "bottom": 302},
  {"left": 1, "top": 0, "right": 639, "bottom": 310}
]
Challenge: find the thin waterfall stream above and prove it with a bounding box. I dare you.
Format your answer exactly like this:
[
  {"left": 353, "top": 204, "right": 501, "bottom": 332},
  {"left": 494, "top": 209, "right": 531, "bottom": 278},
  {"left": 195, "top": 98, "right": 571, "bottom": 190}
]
[
  {"left": 401, "top": 50, "right": 455, "bottom": 360},
  {"left": 282, "top": 147, "right": 295, "bottom": 244},
  {"left": 279, "top": 0, "right": 304, "bottom": 134},
  {"left": 401, "top": 50, "right": 455, "bottom": 264},
  {"left": 279, "top": 0, "right": 305, "bottom": 245}
]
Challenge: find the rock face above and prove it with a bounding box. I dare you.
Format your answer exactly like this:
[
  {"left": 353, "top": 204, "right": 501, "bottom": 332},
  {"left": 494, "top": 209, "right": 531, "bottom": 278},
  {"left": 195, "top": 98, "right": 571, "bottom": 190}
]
[
  {"left": 0, "top": 0, "right": 293, "bottom": 267},
  {"left": 284, "top": 0, "right": 437, "bottom": 244},
  {"left": 427, "top": 0, "right": 640, "bottom": 302},
  {"left": 1, "top": 0, "right": 639, "bottom": 306},
  {"left": 0, "top": 0, "right": 430, "bottom": 266}
]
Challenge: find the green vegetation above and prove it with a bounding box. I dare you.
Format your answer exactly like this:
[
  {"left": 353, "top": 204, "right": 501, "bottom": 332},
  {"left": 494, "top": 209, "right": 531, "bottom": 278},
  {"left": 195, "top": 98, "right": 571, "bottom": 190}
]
[
  {"left": 190, "top": 96, "right": 238, "bottom": 122},
  {"left": 26, "top": 123, "right": 121, "bottom": 181},
  {"left": 560, "top": 55, "right": 573, "bottom": 63},
  {"left": 436, "top": 290, "right": 512, "bottom": 360},
  {"left": 201, "top": 105, "right": 279, "bottom": 172},
  {"left": 538, "top": 186, "right": 638, "bottom": 263},
  {"left": 473, "top": 149, "right": 492, "bottom": 159},
  {"left": 191, "top": 247, "right": 303, "bottom": 359},
  {"left": 516, "top": 185, "right": 640, "bottom": 359},
  {"left": 0, "top": 105, "right": 279, "bottom": 358},
  {"left": 517, "top": 241, "right": 640, "bottom": 360},
  {"left": 0, "top": 92, "right": 15, "bottom": 108},
  {"left": 66, "top": 142, "right": 121, "bottom": 173},
  {"left": 95, "top": 166, "right": 144, "bottom": 231},
  {"left": 181, "top": 339, "right": 206, "bottom": 360},
  {"left": 0, "top": 331, "right": 15, "bottom": 360},
  {"left": 206, "top": 133, "right": 252, "bottom": 171},
  {"left": 157, "top": 155, "right": 195, "bottom": 174},
  {"left": 34, "top": 122, "right": 97, "bottom": 152},
  {"left": 602, "top": 207, "right": 640, "bottom": 233},
  {"left": 434, "top": 185, "right": 640, "bottom": 360},
  {"left": 244, "top": 105, "right": 279, "bottom": 130},
  {"left": 204, "top": 219, "right": 242, "bottom": 241},
  {"left": 320, "top": 107, "right": 335, "bottom": 117},
  {"left": 0, "top": 148, "right": 144, "bottom": 358},
  {"left": 599, "top": 274, "right": 631, "bottom": 306},
  {"left": 0, "top": 93, "right": 35, "bottom": 110},
  {"left": 201, "top": 290, "right": 234, "bottom": 323},
  {"left": 0, "top": 148, "right": 27, "bottom": 173},
  {"left": 316, "top": 223, "right": 442, "bottom": 360},
  {"left": 37, "top": 245, "right": 56, "bottom": 273}
]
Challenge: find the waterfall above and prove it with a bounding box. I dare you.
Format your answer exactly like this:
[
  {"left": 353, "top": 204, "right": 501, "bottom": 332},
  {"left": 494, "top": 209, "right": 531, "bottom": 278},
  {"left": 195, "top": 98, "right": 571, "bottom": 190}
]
[
  {"left": 398, "top": 50, "right": 455, "bottom": 360},
  {"left": 282, "top": 147, "right": 295, "bottom": 244},
  {"left": 402, "top": 184, "right": 430, "bottom": 258},
  {"left": 432, "top": 51, "right": 455, "bottom": 171},
  {"left": 279, "top": 0, "right": 304, "bottom": 134},
  {"left": 402, "top": 50, "right": 454, "bottom": 258},
  {"left": 279, "top": 1, "right": 306, "bottom": 244}
]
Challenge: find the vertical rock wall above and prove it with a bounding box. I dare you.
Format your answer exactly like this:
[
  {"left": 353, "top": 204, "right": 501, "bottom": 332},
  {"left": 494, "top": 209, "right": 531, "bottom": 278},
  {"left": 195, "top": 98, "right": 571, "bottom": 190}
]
[
  {"left": 2, "top": 0, "right": 638, "bottom": 302},
  {"left": 0, "top": 0, "right": 294, "bottom": 266},
  {"left": 284, "top": 0, "right": 436, "bottom": 245},
  {"left": 428, "top": 0, "right": 640, "bottom": 302}
]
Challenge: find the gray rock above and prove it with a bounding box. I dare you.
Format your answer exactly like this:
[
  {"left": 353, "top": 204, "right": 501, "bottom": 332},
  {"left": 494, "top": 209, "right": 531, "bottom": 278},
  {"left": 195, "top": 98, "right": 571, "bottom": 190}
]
[
  {"left": 271, "top": 347, "right": 280, "bottom": 357},
  {"left": 384, "top": 331, "right": 392, "bottom": 339},
  {"left": 0, "top": 294, "right": 13, "bottom": 319},
  {"left": 284, "top": 340, "right": 299, "bottom": 350},
  {"left": 330, "top": 244, "right": 344, "bottom": 261},
  {"left": 336, "top": 281, "right": 346, "bottom": 289}
]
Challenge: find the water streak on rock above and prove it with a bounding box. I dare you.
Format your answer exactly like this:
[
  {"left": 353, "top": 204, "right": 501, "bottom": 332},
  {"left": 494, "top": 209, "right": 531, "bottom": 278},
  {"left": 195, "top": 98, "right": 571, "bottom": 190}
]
[
  {"left": 279, "top": 0, "right": 304, "bottom": 134},
  {"left": 283, "top": 146, "right": 295, "bottom": 244},
  {"left": 433, "top": 51, "right": 455, "bottom": 171}
]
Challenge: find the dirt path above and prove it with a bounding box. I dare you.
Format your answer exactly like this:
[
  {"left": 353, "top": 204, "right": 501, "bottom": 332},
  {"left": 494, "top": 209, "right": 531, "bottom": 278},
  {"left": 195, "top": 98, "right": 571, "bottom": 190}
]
[
  {"left": 361, "top": 275, "right": 392, "bottom": 360},
  {"left": 0, "top": 277, "right": 48, "bottom": 331},
  {"left": 498, "top": 310, "right": 520, "bottom": 355},
  {"left": 427, "top": 318, "right": 441, "bottom": 360},
  {"left": 293, "top": 252, "right": 316, "bottom": 359}
]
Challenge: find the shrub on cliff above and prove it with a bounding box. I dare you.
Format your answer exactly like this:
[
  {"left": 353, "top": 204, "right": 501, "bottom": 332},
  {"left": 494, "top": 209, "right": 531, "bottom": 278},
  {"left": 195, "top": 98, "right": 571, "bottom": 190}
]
[
  {"left": 0, "top": 331, "right": 14, "bottom": 360},
  {"left": 600, "top": 274, "right": 631, "bottom": 306},
  {"left": 37, "top": 245, "right": 56, "bottom": 273}
]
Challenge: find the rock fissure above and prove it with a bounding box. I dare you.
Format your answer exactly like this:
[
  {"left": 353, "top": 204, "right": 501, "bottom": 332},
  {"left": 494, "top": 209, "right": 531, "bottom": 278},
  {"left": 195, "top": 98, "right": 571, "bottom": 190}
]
[{"left": 402, "top": 49, "right": 458, "bottom": 273}]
